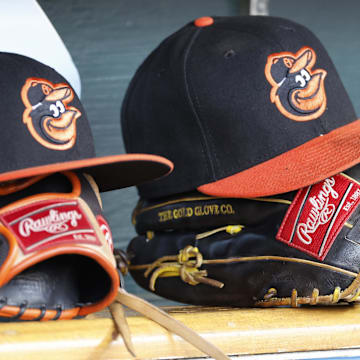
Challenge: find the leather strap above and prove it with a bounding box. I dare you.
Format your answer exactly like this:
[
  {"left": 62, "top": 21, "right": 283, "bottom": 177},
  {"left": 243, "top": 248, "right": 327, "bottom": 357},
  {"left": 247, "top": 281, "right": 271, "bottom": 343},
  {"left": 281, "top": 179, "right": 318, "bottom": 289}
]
[{"left": 112, "top": 287, "right": 230, "bottom": 360}]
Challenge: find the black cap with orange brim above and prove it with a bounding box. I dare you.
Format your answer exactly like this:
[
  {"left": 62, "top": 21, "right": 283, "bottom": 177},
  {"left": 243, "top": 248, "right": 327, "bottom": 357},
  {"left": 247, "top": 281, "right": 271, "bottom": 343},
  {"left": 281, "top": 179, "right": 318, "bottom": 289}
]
[
  {"left": 121, "top": 16, "right": 360, "bottom": 199},
  {"left": 0, "top": 52, "right": 172, "bottom": 191}
]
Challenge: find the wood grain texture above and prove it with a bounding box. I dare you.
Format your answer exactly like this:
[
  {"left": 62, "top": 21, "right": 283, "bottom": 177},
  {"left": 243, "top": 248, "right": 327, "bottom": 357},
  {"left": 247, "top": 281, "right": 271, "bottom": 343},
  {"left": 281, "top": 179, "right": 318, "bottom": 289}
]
[{"left": 1, "top": 305, "right": 360, "bottom": 359}]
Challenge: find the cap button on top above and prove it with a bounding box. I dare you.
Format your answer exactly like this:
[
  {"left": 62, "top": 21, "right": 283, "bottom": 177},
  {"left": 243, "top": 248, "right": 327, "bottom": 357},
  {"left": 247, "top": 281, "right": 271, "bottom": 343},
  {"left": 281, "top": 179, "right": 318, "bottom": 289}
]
[{"left": 194, "top": 16, "right": 214, "bottom": 27}]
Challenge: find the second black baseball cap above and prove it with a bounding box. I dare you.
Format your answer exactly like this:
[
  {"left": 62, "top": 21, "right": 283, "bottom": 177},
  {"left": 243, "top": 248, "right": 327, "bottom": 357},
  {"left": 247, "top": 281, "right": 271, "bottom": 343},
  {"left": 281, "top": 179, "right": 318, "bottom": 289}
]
[
  {"left": 0, "top": 52, "right": 172, "bottom": 191},
  {"left": 121, "top": 16, "right": 360, "bottom": 199}
]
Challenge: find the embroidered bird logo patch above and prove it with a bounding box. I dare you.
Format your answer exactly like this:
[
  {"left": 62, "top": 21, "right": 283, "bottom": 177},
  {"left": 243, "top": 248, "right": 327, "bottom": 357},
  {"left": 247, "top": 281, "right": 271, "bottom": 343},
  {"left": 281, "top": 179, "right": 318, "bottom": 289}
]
[
  {"left": 21, "top": 78, "right": 81, "bottom": 150},
  {"left": 265, "top": 47, "right": 327, "bottom": 121}
]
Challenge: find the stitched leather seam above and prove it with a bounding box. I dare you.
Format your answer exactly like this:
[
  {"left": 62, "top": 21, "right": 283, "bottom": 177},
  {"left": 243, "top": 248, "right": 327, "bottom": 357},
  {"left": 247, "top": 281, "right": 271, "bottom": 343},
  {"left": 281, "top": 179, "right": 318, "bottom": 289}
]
[{"left": 130, "top": 256, "right": 357, "bottom": 278}]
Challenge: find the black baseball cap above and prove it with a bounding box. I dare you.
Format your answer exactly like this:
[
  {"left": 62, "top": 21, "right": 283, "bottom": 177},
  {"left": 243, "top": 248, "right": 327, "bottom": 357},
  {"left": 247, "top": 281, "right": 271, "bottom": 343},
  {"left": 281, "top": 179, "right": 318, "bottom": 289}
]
[
  {"left": 121, "top": 16, "right": 360, "bottom": 199},
  {"left": 0, "top": 52, "right": 172, "bottom": 191}
]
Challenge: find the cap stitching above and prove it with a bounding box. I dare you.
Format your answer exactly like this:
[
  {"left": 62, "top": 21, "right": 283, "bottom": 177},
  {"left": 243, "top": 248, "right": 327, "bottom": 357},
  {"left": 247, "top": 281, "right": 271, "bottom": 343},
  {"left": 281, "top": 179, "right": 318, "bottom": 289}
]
[
  {"left": 209, "top": 29, "right": 317, "bottom": 174},
  {"left": 121, "top": 58, "right": 149, "bottom": 154},
  {"left": 121, "top": 26, "right": 190, "bottom": 155},
  {"left": 185, "top": 27, "right": 290, "bottom": 178},
  {"left": 183, "top": 28, "right": 216, "bottom": 182},
  {"left": 187, "top": 42, "right": 223, "bottom": 179}
]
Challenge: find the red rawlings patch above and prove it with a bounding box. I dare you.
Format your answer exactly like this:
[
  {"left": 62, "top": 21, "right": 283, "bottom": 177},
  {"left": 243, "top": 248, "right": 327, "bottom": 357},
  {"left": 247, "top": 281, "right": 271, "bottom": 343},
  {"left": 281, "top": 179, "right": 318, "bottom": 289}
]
[
  {"left": 276, "top": 174, "right": 360, "bottom": 260},
  {"left": 0, "top": 199, "right": 100, "bottom": 254}
]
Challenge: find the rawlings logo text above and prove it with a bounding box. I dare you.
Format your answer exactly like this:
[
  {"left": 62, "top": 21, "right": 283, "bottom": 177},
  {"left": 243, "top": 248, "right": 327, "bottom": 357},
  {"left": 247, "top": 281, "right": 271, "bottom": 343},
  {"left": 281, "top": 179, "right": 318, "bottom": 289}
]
[
  {"left": 19, "top": 209, "right": 82, "bottom": 237},
  {"left": 277, "top": 174, "right": 360, "bottom": 261},
  {"left": 296, "top": 177, "right": 338, "bottom": 245}
]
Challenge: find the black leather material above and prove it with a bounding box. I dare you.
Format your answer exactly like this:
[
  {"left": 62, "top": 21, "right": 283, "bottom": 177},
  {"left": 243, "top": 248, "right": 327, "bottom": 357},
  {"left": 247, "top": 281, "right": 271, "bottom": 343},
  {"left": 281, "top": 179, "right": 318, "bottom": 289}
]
[
  {"left": 134, "top": 190, "right": 295, "bottom": 234},
  {"left": 128, "top": 171, "right": 360, "bottom": 306},
  {"left": 0, "top": 255, "right": 111, "bottom": 309},
  {"left": 0, "top": 173, "right": 73, "bottom": 207},
  {"left": 0, "top": 235, "right": 9, "bottom": 270}
]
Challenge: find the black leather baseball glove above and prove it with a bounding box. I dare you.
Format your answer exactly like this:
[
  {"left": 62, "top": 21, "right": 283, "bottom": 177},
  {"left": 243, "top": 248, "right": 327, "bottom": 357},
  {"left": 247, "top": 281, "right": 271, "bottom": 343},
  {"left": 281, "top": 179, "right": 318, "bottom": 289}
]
[{"left": 128, "top": 166, "right": 360, "bottom": 307}]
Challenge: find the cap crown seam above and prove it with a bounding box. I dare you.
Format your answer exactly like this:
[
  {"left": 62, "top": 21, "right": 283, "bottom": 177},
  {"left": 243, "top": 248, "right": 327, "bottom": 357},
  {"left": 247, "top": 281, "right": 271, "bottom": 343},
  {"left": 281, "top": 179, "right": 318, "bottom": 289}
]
[
  {"left": 183, "top": 28, "right": 216, "bottom": 182},
  {"left": 121, "top": 56, "right": 151, "bottom": 154}
]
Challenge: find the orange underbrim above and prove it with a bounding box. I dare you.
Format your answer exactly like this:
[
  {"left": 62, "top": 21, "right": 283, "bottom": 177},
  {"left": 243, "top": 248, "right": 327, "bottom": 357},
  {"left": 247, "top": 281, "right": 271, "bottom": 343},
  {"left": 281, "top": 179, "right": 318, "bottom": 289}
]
[
  {"left": 0, "top": 154, "right": 173, "bottom": 192},
  {"left": 198, "top": 120, "right": 360, "bottom": 198}
]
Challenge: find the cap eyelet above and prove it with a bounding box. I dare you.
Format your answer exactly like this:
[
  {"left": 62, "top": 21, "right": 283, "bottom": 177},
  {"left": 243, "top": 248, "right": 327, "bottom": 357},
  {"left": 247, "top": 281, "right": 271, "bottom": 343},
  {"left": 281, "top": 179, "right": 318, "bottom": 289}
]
[{"left": 224, "top": 49, "right": 236, "bottom": 58}]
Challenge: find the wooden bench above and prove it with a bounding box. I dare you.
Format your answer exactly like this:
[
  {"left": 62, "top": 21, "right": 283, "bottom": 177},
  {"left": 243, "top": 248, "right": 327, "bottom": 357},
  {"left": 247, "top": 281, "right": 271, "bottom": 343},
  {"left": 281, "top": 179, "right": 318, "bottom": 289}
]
[{"left": 1, "top": 305, "right": 360, "bottom": 359}]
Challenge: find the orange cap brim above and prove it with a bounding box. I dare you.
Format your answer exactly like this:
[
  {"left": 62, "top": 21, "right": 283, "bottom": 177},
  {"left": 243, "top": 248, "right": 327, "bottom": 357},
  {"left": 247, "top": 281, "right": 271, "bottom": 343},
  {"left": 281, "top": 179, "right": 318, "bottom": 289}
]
[{"left": 198, "top": 120, "right": 360, "bottom": 198}]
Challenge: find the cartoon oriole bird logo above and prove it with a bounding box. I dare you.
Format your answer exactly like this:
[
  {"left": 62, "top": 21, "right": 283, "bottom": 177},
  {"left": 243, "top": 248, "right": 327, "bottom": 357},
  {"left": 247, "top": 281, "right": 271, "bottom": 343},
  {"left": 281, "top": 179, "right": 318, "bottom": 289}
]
[
  {"left": 265, "top": 47, "right": 327, "bottom": 121},
  {"left": 21, "top": 78, "right": 81, "bottom": 150}
]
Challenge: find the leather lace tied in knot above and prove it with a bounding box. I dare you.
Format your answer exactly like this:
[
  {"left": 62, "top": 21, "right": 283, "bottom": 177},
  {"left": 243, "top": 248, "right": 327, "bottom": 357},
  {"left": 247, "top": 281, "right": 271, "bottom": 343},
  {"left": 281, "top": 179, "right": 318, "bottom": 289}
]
[
  {"left": 259, "top": 276, "right": 360, "bottom": 307},
  {"left": 144, "top": 245, "right": 224, "bottom": 291}
]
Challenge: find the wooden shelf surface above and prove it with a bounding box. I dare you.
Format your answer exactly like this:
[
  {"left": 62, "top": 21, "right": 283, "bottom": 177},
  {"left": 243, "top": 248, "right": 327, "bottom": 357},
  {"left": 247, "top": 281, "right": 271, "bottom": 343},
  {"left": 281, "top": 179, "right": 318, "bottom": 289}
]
[{"left": 1, "top": 305, "right": 360, "bottom": 359}]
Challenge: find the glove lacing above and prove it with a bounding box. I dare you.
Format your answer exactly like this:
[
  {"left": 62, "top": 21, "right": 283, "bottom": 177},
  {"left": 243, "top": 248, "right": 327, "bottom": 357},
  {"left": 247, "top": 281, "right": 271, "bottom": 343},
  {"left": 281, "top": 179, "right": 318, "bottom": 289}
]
[{"left": 137, "top": 225, "right": 244, "bottom": 291}]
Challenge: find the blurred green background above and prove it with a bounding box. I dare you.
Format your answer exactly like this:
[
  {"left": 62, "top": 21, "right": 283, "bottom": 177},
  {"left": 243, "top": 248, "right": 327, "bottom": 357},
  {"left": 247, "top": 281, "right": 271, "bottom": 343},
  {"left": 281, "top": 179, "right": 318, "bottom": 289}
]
[{"left": 37, "top": 0, "right": 360, "bottom": 305}]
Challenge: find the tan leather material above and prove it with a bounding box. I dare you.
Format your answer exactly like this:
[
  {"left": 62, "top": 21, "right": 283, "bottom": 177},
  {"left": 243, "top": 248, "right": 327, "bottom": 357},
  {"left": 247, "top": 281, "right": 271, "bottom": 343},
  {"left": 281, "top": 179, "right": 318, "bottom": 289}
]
[
  {"left": 109, "top": 300, "right": 136, "bottom": 357},
  {"left": 114, "top": 288, "right": 230, "bottom": 360}
]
